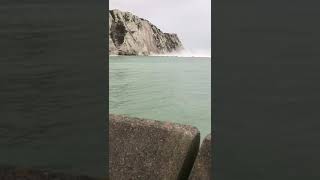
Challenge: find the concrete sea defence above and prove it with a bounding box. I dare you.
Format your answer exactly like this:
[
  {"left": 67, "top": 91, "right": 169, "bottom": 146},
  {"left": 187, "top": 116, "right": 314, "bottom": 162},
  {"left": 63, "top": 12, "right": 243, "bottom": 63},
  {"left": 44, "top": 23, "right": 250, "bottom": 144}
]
[
  {"left": 0, "top": 115, "right": 212, "bottom": 179},
  {"left": 109, "top": 114, "right": 212, "bottom": 180},
  {"left": 189, "top": 134, "right": 212, "bottom": 180}
]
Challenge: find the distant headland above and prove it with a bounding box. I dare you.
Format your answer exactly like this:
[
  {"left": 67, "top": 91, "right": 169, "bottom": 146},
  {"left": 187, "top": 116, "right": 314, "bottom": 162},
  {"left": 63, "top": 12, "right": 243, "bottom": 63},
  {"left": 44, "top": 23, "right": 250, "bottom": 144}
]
[{"left": 109, "top": 9, "right": 184, "bottom": 56}]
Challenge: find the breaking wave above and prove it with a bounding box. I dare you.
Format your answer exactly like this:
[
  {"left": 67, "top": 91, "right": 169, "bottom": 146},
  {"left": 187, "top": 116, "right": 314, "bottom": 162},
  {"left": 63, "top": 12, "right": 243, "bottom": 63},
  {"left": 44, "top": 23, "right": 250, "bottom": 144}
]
[{"left": 150, "top": 49, "right": 211, "bottom": 58}]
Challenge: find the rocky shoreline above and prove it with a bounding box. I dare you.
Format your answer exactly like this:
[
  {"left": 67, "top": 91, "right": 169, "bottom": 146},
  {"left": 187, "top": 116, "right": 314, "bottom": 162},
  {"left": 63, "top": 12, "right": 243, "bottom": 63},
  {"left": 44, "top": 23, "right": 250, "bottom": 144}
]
[{"left": 109, "top": 9, "right": 184, "bottom": 56}]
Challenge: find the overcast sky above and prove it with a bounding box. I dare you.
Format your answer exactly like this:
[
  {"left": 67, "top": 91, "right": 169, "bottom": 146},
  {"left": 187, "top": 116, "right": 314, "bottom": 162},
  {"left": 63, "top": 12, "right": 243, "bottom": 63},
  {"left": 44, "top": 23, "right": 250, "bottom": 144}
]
[{"left": 110, "top": 0, "right": 211, "bottom": 57}]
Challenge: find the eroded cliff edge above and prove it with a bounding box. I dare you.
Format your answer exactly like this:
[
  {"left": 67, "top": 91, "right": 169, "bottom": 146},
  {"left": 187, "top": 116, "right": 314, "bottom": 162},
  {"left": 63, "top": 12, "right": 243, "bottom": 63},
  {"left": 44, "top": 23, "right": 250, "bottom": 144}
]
[{"left": 109, "top": 9, "right": 183, "bottom": 56}]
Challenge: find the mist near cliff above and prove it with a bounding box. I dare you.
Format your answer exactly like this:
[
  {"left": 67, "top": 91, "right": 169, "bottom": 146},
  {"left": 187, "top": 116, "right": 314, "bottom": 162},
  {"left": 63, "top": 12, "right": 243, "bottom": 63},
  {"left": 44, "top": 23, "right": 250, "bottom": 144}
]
[
  {"left": 150, "top": 49, "right": 211, "bottom": 58},
  {"left": 110, "top": 0, "right": 211, "bottom": 57}
]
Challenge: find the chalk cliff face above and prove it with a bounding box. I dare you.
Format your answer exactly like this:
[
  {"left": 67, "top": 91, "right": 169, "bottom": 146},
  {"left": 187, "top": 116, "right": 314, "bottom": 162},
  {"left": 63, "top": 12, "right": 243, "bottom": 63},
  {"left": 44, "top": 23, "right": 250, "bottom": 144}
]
[{"left": 109, "top": 9, "right": 183, "bottom": 55}]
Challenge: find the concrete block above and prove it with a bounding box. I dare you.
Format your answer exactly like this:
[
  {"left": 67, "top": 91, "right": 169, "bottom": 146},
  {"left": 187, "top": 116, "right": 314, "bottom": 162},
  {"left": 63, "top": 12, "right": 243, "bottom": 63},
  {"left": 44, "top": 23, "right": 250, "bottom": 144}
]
[
  {"left": 189, "top": 134, "right": 212, "bottom": 180},
  {"left": 109, "top": 114, "right": 200, "bottom": 180}
]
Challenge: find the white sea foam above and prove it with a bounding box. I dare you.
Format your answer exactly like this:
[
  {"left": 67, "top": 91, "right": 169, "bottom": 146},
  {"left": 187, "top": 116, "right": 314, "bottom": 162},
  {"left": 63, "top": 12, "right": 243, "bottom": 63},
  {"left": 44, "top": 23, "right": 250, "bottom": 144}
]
[
  {"left": 109, "top": 49, "right": 211, "bottom": 58},
  {"left": 150, "top": 49, "right": 211, "bottom": 58}
]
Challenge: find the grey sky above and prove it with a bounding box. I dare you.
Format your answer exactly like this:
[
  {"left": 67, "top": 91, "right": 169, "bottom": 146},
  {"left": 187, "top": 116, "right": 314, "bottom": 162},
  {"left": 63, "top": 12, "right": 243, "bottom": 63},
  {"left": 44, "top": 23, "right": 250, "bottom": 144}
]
[{"left": 110, "top": 0, "right": 211, "bottom": 56}]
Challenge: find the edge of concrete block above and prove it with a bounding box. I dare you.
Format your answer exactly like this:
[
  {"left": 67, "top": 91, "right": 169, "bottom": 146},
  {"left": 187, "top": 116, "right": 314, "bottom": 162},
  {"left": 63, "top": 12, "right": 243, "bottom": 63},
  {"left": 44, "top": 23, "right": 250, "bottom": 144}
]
[{"left": 188, "top": 133, "right": 212, "bottom": 180}]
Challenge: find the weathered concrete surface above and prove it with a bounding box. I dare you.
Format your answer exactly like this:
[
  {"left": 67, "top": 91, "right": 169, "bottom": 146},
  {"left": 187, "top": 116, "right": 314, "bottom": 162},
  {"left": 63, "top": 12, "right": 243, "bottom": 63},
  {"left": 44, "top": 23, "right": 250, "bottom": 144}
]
[
  {"left": 0, "top": 166, "right": 101, "bottom": 180},
  {"left": 109, "top": 9, "right": 183, "bottom": 55},
  {"left": 109, "top": 114, "right": 200, "bottom": 180},
  {"left": 188, "top": 134, "right": 212, "bottom": 180}
]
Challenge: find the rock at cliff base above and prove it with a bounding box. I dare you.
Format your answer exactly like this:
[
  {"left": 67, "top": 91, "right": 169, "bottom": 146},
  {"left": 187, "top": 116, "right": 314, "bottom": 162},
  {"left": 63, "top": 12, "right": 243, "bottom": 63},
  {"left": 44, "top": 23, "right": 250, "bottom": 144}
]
[
  {"left": 109, "top": 114, "right": 200, "bottom": 180},
  {"left": 108, "top": 9, "right": 183, "bottom": 56},
  {"left": 188, "top": 134, "right": 213, "bottom": 180}
]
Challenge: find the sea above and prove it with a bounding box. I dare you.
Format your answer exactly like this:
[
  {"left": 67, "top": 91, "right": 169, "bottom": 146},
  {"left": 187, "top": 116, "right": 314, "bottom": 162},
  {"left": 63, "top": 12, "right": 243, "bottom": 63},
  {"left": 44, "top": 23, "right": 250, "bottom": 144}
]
[{"left": 109, "top": 56, "right": 211, "bottom": 140}]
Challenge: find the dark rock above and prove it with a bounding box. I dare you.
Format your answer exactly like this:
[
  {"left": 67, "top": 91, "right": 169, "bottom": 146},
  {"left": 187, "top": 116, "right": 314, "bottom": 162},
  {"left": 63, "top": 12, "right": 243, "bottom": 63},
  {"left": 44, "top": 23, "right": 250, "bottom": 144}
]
[
  {"left": 108, "top": 9, "right": 184, "bottom": 56},
  {"left": 109, "top": 114, "right": 200, "bottom": 180},
  {"left": 188, "top": 134, "right": 212, "bottom": 180},
  {"left": 0, "top": 165, "right": 101, "bottom": 180}
]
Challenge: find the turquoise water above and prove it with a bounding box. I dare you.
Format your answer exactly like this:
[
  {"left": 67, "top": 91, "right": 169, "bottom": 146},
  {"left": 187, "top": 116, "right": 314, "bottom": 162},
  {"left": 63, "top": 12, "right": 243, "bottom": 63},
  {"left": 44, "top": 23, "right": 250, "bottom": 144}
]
[{"left": 109, "top": 56, "right": 211, "bottom": 139}]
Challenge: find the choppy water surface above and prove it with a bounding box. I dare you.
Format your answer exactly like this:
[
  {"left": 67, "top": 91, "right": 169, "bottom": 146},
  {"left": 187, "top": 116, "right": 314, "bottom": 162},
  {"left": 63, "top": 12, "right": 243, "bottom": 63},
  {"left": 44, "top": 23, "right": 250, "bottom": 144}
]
[{"left": 109, "top": 56, "right": 211, "bottom": 139}]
